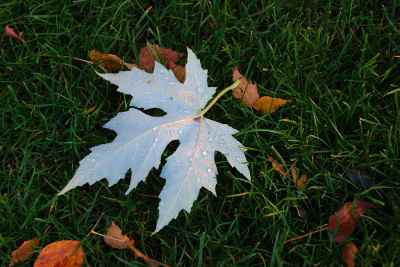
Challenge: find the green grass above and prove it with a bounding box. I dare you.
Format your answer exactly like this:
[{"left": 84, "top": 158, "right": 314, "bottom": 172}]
[{"left": 1, "top": 0, "right": 400, "bottom": 266}]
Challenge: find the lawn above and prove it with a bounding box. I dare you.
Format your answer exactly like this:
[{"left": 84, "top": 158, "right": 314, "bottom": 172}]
[{"left": 1, "top": 0, "right": 400, "bottom": 266}]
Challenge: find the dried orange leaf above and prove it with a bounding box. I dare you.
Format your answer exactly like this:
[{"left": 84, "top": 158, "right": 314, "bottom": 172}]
[
  {"left": 172, "top": 64, "right": 185, "bottom": 83},
  {"left": 328, "top": 200, "right": 373, "bottom": 243},
  {"left": 253, "top": 96, "right": 288, "bottom": 114},
  {"left": 89, "top": 49, "right": 124, "bottom": 72},
  {"left": 341, "top": 242, "right": 359, "bottom": 267},
  {"left": 267, "top": 155, "right": 288, "bottom": 176},
  {"left": 104, "top": 222, "right": 134, "bottom": 249},
  {"left": 33, "top": 240, "right": 84, "bottom": 267},
  {"left": 9, "top": 238, "right": 39, "bottom": 267},
  {"left": 232, "top": 67, "right": 260, "bottom": 107}
]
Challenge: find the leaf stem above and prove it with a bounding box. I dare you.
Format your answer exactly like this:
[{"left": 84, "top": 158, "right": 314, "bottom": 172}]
[
  {"left": 284, "top": 224, "right": 328, "bottom": 245},
  {"left": 196, "top": 80, "right": 240, "bottom": 118}
]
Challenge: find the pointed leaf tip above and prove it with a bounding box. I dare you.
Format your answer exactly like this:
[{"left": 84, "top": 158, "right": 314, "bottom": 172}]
[{"left": 104, "top": 222, "right": 134, "bottom": 249}]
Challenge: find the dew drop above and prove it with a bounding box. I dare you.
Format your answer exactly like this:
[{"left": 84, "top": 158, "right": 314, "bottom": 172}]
[
  {"left": 202, "top": 151, "right": 207, "bottom": 156},
  {"left": 207, "top": 168, "right": 212, "bottom": 173},
  {"left": 154, "top": 138, "right": 159, "bottom": 142}
]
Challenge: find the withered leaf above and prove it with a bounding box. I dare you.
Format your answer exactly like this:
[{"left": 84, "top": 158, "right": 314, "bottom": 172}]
[
  {"left": 232, "top": 67, "right": 260, "bottom": 107},
  {"left": 139, "top": 44, "right": 183, "bottom": 72},
  {"left": 341, "top": 242, "right": 359, "bottom": 267},
  {"left": 171, "top": 64, "right": 186, "bottom": 83},
  {"left": 89, "top": 49, "right": 126, "bottom": 72},
  {"left": 33, "top": 240, "right": 84, "bottom": 267},
  {"left": 290, "top": 161, "right": 308, "bottom": 189},
  {"left": 104, "top": 222, "right": 134, "bottom": 249},
  {"left": 9, "top": 238, "right": 39, "bottom": 267},
  {"left": 328, "top": 200, "right": 373, "bottom": 243},
  {"left": 267, "top": 155, "right": 288, "bottom": 177},
  {"left": 253, "top": 96, "right": 288, "bottom": 114}
]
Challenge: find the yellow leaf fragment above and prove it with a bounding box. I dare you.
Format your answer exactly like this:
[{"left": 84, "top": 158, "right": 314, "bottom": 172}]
[
  {"left": 253, "top": 96, "right": 288, "bottom": 114},
  {"left": 124, "top": 62, "right": 137, "bottom": 70}
]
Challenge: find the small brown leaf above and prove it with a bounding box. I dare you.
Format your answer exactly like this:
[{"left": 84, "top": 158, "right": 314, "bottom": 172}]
[
  {"left": 139, "top": 44, "right": 183, "bottom": 72},
  {"left": 9, "top": 238, "right": 39, "bottom": 267},
  {"left": 267, "top": 155, "right": 288, "bottom": 177},
  {"left": 89, "top": 49, "right": 124, "bottom": 72},
  {"left": 157, "top": 46, "right": 182, "bottom": 69},
  {"left": 289, "top": 161, "right": 308, "bottom": 189},
  {"left": 33, "top": 240, "right": 84, "bottom": 267},
  {"left": 295, "top": 174, "right": 308, "bottom": 189},
  {"left": 253, "top": 96, "right": 288, "bottom": 114},
  {"left": 341, "top": 242, "right": 359, "bottom": 267},
  {"left": 328, "top": 200, "right": 374, "bottom": 243},
  {"left": 104, "top": 222, "right": 134, "bottom": 249},
  {"left": 172, "top": 64, "right": 186, "bottom": 83},
  {"left": 4, "top": 25, "right": 26, "bottom": 43},
  {"left": 232, "top": 67, "right": 260, "bottom": 107},
  {"left": 139, "top": 46, "right": 155, "bottom": 72}
]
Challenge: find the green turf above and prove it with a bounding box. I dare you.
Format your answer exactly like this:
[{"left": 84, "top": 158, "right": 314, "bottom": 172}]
[{"left": 1, "top": 0, "right": 400, "bottom": 266}]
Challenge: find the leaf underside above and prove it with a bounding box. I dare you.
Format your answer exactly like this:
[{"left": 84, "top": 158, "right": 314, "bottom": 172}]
[{"left": 59, "top": 48, "right": 251, "bottom": 232}]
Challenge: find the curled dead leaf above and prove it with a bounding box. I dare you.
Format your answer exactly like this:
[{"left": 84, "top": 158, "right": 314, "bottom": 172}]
[
  {"left": 104, "top": 222, "right": 134, "bottom": 249},
  {"left": 232, "top": 67, "right": 260, "bottom": 107},
  {"left": 9, "top": 238, "right": 39, "bottom": 267},
  {"left": 341, "top": 242, "right": 359, "bottom": 267},
  {"left": 253, "top": 96, "right": 288, "bottom": 114},
  {"left": 328, "top": 200, "right": 374, "bottom": 243},
  {"left": 33, "top": 240, "right": 84, "bottom": 267},
  {"left": 267, "top": 155, "right": 288, "bottom": 177},
  {"left": 89, "top": 49, "right": 132, "bottom": 72},
  {"left": 99, "top": 222, "right": 170, "bottom": 267}
]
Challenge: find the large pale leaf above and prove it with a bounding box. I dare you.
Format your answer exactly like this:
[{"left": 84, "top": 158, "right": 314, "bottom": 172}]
[{"left": 59, "top": 48, "right": 250, "bottom": 232}]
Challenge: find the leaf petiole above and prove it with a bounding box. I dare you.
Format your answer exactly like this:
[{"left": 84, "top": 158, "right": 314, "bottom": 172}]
[{"left": 196, "top": 79, "right": 240, "bottom": 118}]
